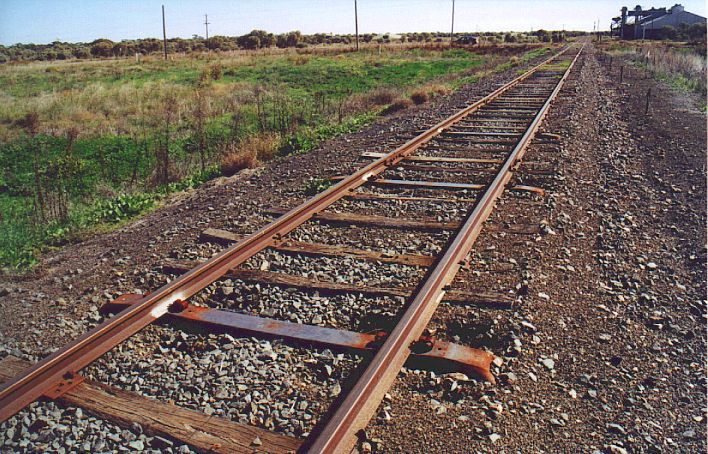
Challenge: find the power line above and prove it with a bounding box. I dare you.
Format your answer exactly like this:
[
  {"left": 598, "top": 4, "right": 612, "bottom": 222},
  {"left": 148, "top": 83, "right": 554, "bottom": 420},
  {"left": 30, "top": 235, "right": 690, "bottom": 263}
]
[{"left": 204, "top": 14, "right": 210, "bottom": 40}]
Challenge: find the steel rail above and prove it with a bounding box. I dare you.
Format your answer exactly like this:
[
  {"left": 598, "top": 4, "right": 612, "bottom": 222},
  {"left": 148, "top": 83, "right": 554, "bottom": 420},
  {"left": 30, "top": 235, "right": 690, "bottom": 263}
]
[
  {"left": 0, "top": 47, "right": 568, "bottom": 423},
  {"left": 305, "top": 45, "right": 583, "bottom": 453}
]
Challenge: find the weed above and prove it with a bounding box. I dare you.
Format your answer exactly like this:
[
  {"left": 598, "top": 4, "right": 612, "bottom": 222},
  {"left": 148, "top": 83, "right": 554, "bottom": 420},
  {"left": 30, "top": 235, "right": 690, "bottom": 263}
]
[
  {"left": 303, "top": 177, "right": 333, "bottom": 195},
  {"left": 247, "top": 133, "right": 280, "bottom": 161},
  {"left": 426, "top": 84, "right": 451, "bottom": 96},
  {"left": 279, "top": 111, "right": 376, "bottom": 155},
  {"left": 210, "top": 63, "right": 223, "bottom": 80},
  {"left": 91, "top": 192, "right": 155, "bottom": 223},
  {"left": 623, "top": 44, "right": 707, "bottom": 97}
]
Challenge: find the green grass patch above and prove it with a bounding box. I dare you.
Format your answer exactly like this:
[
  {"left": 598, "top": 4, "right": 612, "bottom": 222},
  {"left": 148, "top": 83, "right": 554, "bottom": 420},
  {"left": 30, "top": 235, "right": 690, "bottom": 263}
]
[
  {"left": 280, "top": 111, "right": 377, "bottom": 155},
  {"left": 0, "top": 165, "right": 219, "bottom": 271},
  {"left": 222, "top": 53, "right": 482, "bottom": 97}
]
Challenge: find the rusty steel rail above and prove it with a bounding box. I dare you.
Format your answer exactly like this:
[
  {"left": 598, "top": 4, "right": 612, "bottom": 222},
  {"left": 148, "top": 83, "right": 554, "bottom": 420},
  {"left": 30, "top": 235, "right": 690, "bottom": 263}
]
[
  {"left": 0, "top": 47, "right": 573, "bottom": 424},
  {"left": 305, "top": 45, "right": 583, "bottom": 453}
]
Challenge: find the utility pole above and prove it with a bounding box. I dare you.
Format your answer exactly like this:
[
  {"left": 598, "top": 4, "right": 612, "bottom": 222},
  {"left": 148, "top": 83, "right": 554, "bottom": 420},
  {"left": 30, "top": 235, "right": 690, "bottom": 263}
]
[
  {"left": 450, "top": 0, "right": 455, "bottom": 47},
  {"left": 204, "top": 14, "right": 210, "bottom": 49},
  {"left": 162, "top": 5, "right": 168, "bottom": 60},
  {"left": 354, "top": 0, "right": 359, "bottom": 51}
]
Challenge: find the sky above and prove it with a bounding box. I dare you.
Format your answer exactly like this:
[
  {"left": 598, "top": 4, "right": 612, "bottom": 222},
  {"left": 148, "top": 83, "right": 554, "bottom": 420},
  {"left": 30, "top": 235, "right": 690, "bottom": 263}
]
[{"left": 1, "top": 0, "right": 706, "bottom": 45}]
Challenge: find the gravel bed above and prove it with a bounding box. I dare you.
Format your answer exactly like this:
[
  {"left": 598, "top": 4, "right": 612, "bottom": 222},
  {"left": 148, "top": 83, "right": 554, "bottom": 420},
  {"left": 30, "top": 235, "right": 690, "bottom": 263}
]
[
  {"left": 363, "top": 43, "right": 707, "bottom": 453},
  {"left": 242, "top": 249, "right": 425, "bottom": 287},
  {"left": 0, "top": 400, "right": 191, "bottom": 454},
  {"left": 82, "top": 324, "right": 359, "bottom": 438},
  {"left": 415, "top": 146, "right": 511, "bottom": 159},
  {"left": 380, "top": 166, "right": 496, "bottom": 184},
  {"left": 347, "top": 185, "right": 483, "bottom": 202},
  {"left": 204, "top": 282, "right": 404, "bottom": 331},
  {"left": 328, "top": 197, "right": 469, "bottom": 223},
  {"left": 286, "top": 221, "right": 452, "bottom": 256}
]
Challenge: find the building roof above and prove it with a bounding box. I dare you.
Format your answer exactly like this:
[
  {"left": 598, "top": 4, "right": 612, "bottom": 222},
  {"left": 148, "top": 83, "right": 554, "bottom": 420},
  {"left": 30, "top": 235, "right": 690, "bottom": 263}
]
[{"left": 642, "top": 8, "right": 706, "bottom": 29}]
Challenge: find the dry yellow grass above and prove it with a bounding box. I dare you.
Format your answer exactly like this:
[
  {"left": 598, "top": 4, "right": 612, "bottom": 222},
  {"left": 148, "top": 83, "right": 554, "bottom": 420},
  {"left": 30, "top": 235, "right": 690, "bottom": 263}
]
[
  {"left": 246, "top": 133, "right": 280, "bottom": 161},
  {"left": 220, "top": 146, "right": 258, "bottom": 176},
  {"left": 218, "top": 132, "right": 280, "bottom": 176}
]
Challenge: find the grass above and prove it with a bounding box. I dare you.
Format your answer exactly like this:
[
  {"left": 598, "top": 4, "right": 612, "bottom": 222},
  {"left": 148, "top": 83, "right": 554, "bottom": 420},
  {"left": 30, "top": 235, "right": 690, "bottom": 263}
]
[
  {"left": 453, "top": 46, "right": 550, "bottom": 87},
  {"left": 0, "top": 44, "right": 546, "bottom": 271},
  {"left": 605, "top": 41, "right": 706, "bottom": 98}
]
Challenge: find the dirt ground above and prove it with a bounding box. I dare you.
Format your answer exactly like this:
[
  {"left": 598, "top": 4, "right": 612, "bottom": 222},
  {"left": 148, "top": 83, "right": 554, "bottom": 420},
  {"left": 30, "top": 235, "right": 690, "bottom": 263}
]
[{"left": 1, "top": 42, "right": 705, "bottom": 453}]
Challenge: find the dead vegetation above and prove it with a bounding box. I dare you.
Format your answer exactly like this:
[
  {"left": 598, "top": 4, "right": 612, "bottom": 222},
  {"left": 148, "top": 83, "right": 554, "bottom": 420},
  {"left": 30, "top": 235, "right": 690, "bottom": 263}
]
[
  {"left": 410, "top": 89, "right": 429, "bottom": 105},
  {"left": 382, "top": 98, "right": 413, "bottom": 115},
  {"left": 366, "top": 87, "right": 399, "bottom": 106},
  {"left": 220, "top": 146, "right": 257, "bottom": 176},
  {"left": 218, "top": 132, "right": 280, "bottom": 176}
]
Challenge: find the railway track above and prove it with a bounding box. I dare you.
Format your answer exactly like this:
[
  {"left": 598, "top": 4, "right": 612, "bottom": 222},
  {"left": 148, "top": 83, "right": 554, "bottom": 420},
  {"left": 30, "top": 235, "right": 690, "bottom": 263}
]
[{"left": 0, "top": 45, "right": 582, "bottom": 452}]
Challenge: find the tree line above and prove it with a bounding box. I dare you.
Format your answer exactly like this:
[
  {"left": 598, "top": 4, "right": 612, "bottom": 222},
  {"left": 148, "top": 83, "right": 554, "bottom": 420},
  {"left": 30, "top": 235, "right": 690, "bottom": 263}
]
[
  {"left": 1, "top": 30, "right": 384, "bottom": 62},
  {"left": 0, "top": 29, "right": 584, "bottom": 63}
]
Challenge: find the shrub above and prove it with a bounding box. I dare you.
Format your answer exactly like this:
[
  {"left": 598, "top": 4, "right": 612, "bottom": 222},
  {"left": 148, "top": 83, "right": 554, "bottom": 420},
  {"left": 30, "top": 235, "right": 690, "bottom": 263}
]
[
  {"left": 240, "top": 132, "right": 280, "bottom": 161},
  {"left": 367, "top": 87, "right": 398, "bottom": 106},
  {"left": 220, "top": 147, "right": 257, "bottom": 176},
  {"left": 382, "top": 97, "right": 412, "bottom": 115},
  {"left": 410, "top": 89, "right": 429, "bottom": 105}
]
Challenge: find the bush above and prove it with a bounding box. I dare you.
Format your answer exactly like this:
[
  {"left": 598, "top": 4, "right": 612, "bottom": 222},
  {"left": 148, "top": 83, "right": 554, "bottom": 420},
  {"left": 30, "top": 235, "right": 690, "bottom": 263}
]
[
  {"left": 382, "top": 97, "right": 412, "bottom": 115},
  {"left": 220, "top": 146, "right": 257, "bottom": 176},
  {"left": 410, "top": 89, "right": 429, "bottom": 105},
  {"left": 366, "top": 87, "right": 398, "bottom": 106},
  {"left": 242, "top": 133, "right": 280, "bottom": 161}
]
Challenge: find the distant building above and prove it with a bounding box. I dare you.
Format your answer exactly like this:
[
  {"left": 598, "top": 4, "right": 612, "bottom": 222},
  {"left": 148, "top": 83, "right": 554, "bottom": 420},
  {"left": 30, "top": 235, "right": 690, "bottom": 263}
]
[{"left": 612, "top": 4, "right": 706, "bottom": 39}]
